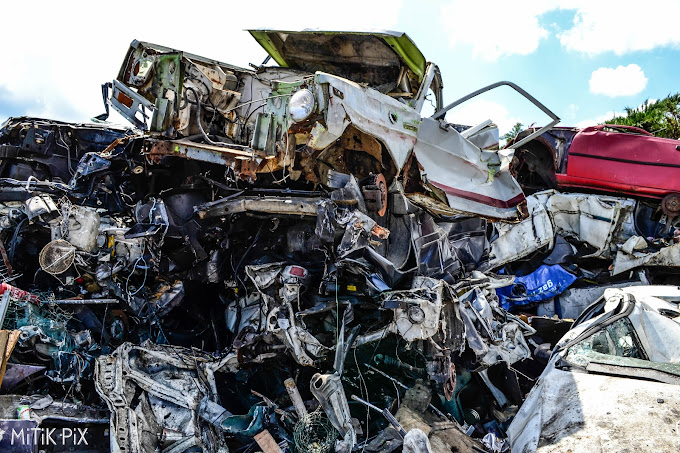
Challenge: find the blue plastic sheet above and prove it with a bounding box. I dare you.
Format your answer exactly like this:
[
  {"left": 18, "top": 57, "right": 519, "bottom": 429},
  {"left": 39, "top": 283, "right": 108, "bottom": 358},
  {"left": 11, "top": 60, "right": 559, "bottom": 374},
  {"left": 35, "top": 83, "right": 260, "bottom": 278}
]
[{"left": 496, "top": 265, "right": 577, "bottom": 310}]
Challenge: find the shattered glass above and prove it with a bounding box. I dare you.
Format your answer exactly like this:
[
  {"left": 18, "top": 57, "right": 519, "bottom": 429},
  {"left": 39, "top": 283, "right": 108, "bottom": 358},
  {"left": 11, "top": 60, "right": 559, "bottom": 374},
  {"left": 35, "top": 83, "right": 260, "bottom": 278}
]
[{"left": 565, "top": 318, "right": 645, "bottom": 365}]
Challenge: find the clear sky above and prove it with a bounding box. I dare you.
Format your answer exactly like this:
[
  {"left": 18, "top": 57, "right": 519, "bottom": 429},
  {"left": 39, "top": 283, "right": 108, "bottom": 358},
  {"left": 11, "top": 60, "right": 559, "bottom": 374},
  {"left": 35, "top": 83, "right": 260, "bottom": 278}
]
[{"left": 2, "top": 0, "right": 679, "bottom": 137}]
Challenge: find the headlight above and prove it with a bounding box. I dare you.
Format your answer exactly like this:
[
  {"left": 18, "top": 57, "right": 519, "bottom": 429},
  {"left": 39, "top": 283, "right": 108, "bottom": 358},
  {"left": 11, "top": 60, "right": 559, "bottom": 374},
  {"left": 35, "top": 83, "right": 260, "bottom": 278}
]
[{"left": 289, "top": 89, "right": 315, "bottom": 123}]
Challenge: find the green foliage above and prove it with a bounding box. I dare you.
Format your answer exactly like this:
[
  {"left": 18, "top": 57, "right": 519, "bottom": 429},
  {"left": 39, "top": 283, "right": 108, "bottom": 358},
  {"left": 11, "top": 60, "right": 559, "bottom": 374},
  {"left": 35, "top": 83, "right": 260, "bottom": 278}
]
[
  {"left": 605, "top": 94, "right": 680, "bottom": 138},
  {"left": 501, "top": 122, "right": 524, "bottom": 143}
]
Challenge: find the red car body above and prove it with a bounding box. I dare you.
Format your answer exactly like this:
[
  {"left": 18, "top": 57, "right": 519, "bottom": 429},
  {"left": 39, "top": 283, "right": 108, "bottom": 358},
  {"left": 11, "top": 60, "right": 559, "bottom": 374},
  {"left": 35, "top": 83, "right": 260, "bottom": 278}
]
[{"left": 513, "top": 125, "right": 680, "bottom": 200}]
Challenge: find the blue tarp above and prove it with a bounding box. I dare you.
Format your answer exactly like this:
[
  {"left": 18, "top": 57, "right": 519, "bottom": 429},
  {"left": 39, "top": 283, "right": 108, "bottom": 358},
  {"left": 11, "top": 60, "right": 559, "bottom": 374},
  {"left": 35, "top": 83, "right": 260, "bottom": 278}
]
[{"left": 496, "top": 265, "right": 577, "bottom": 310}]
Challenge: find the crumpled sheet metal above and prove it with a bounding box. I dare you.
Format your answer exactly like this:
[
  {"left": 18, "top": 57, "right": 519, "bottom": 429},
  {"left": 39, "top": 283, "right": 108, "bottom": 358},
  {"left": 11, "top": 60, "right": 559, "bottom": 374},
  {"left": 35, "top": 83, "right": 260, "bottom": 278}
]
[
  {"left": 246, "top": 262, "right": 327, "bottom": 366},
  {"left": 385, "top": 277, "right": 444, "bottom": 342},
  {"left": 413, "top": 118, "right": 525, "bottom": 219},
  {"left": 547, "top": 192, "right": 636, "bottom": 259},
  {"left": 613, "top": 237, "right": 680, "bottom": 275},
  {"left": 487, "top": 195, "right": 553, "bottom": 269},
  {"left": 95, "top": 341, "right": 230, "bottom": 453},
  {"left": 488, "top": 190, "right": 638, "bottom": 270},
  {"left": 307, "top": 73, "right": 419, "bottom": 169},
  {"left": 310, "top": 372, "right": 356, "bottom": 450},
  {"left": 0, "top": 394, "right": 109, "bottom": 424},
  {"left": 459, "top": 287, "right": 533, "bottom": 367}
]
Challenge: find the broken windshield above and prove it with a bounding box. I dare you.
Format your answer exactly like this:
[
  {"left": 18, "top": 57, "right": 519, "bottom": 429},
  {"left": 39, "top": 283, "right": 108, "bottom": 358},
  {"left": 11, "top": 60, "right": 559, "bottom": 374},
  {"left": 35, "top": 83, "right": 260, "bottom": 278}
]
[{"left": 565, "top": 317, "right": 647, "bottom": 364}]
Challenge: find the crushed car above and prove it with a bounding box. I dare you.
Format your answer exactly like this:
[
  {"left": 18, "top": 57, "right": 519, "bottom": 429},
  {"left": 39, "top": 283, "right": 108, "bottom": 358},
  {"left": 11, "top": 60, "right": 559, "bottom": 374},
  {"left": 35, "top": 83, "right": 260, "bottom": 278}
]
[
  {"left": 103, "top": 30, "right": 563, "bottom": 220},
  {"left": 511, "top": 124, "right": 680, "bottom": 216},
  {"left": 508, "top": 285, "right": 680, "bottom": 452}
]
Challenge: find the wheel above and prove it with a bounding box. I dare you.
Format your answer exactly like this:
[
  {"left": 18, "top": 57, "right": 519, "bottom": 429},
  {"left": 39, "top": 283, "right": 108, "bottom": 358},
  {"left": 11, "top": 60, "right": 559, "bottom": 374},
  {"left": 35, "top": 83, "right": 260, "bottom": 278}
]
[
  {"left": 662, "top": 193, "right": 680, "bottom": 217},
  {"left": 360, "top": 173, "right": 388, "bottom": 217}
]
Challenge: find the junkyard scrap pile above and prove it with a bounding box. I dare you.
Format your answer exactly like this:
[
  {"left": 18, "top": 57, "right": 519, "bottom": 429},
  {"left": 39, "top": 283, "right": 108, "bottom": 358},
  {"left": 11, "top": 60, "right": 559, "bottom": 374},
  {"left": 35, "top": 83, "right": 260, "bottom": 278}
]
[{"left": 0, "top": 30, "right": 679, "bottom": 453}]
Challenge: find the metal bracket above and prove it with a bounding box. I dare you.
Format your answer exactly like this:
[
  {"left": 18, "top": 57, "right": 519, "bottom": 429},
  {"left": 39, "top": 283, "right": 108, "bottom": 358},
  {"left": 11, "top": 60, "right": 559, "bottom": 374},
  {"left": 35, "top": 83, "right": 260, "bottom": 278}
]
[{"left": 109, "top": 79, "right": 155, "bottom": 131}]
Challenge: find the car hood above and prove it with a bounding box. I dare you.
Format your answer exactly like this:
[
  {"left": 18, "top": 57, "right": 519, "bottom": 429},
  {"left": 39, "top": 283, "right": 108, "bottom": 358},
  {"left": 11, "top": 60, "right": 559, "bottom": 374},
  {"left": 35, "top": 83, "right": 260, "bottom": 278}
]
[
  {"left": 508, "top": 354, "right": 680, "bottom": 452},
  {"left": 247, "top": 29, "right": 426, "bottom": 93}
]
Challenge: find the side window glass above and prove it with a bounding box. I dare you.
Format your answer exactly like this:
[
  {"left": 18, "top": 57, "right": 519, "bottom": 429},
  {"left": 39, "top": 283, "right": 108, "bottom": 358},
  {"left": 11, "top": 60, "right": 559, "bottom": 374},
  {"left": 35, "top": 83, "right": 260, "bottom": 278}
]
[
  {"left": 420, "top": 88, "right": 438, "bottom": 118},
  {"left": 566, "top": 318, "right": 646, "bottom": 365}
]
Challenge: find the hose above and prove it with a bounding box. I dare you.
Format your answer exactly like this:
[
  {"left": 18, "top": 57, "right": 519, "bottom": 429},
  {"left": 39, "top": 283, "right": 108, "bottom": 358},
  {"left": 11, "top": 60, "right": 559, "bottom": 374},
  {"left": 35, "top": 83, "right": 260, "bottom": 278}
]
[{"left": 184, "top": 87, "right": 235, "bottom": 148}]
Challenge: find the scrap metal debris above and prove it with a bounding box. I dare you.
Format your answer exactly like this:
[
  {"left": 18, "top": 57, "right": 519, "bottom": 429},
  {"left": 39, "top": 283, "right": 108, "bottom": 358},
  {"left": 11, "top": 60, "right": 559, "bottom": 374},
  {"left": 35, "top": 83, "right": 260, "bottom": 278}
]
[{"left": 1, "top": 29, "right": 679, "bottom": 453}]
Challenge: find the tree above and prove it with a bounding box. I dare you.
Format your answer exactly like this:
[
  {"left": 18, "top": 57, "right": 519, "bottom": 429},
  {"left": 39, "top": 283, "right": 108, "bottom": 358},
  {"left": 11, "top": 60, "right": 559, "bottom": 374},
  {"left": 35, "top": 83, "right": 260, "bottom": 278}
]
[
  {"left": 605, "top": 93, "right": 680, "bottom": 138},
  {"left": 501, "top": 122, "right": 523, "bottom": 143}
]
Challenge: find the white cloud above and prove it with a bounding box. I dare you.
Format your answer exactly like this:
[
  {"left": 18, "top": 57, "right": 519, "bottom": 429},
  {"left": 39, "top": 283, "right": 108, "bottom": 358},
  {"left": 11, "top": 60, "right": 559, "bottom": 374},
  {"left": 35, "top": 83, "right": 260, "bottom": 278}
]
[
  {"left": 444, "top": 99, "right": 522, "bottom": 137},
  {"left": 589, "top": 64, "right": 648, "bottom": 97},
  {"left": 557, "top": 1, "right": 680, "bottom": 55},
  {"left": 440, "top": 0, "right": 558, "bottom": 61},
  {"left": 574, "top": 111, "right": 617, "bottom": 129},
  {"left": 440, "top": 0, "right": 680, "bottom": 60},
  {"left": 0, "top": 0, "right": 402, "bottom": 123}
]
